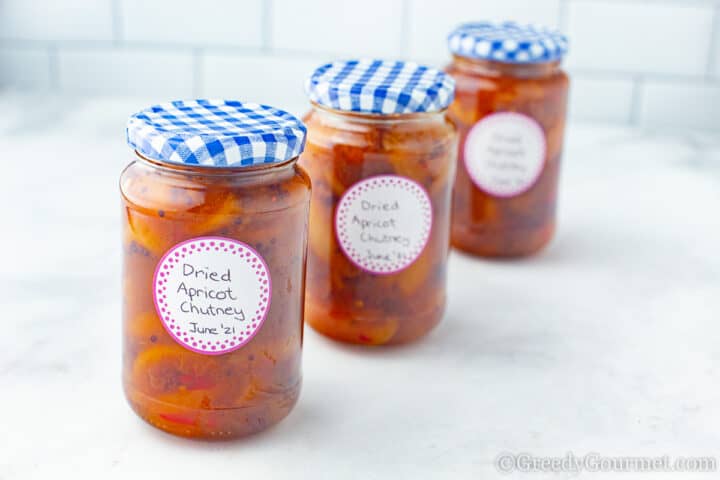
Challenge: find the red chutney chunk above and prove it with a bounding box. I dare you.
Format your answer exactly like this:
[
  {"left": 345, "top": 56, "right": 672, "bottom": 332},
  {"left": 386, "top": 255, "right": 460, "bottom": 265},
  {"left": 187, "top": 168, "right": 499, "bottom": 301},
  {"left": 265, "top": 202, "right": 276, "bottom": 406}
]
[
  {"left": 300, "top": 60, "right": 457, "bottom": 345},
  {"left": 120, "top": 100, "right": 310, "bottom": 439},
  {"left": 446, "top": 22, "right": 570, "bottom": 257}
]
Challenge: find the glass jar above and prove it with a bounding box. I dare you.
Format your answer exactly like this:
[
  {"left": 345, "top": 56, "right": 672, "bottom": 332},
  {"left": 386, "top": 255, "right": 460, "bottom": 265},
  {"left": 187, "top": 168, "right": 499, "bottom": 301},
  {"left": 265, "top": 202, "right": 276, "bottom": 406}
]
[
  {"left": 300, "top": 60, "right": 457, "bottom": 345},
  {"left": 120, "top": 100, "right": 310, "bottom": 439},
  {"left": 446, "top": 22, "right": 570, "bottom": 257}
]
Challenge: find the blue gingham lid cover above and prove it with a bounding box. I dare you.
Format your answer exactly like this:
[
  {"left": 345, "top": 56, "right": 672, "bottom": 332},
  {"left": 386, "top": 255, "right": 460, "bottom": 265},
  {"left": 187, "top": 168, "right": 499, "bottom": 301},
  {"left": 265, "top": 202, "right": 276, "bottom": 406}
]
[
  {"left": 448, "top": 21, "right": 569, "bottom": 64},
  {"left": 305, "top": 59, "right": 455, "bottom": 114},
  {"left": 126, "top": 99, "right": 307, "bottom": 167}
]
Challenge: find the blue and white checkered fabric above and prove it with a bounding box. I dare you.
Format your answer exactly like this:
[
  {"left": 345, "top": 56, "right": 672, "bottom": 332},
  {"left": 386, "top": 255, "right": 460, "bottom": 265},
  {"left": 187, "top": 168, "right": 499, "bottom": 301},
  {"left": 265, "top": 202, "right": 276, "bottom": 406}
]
[
  {"left": 305, "top": 59, "right": 455, "bottom": 115},
  {"left": 126, "top": 99, "right": 307, "bottom": 167},
  {"left": 448, "top": 22, "right": 569, "bottom": 64}
]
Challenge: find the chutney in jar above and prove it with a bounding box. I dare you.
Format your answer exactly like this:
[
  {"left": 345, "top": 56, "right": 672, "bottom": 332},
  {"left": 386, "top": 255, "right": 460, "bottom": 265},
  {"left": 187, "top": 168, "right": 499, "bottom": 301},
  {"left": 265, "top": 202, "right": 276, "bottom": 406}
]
[
  {"left": 121, "top": 100, "right": 310, "bottom": 439},
  {"left": 300, "top": 60, "right": 457, "bottom": 345},
  {"left": 446, "top": 22, "right": 570, "bottom": 257}
]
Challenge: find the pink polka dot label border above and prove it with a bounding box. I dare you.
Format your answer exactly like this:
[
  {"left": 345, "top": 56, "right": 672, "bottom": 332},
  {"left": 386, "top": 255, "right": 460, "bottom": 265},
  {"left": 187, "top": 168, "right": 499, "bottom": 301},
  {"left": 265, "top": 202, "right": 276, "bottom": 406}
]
[
  {"left": 464, "top": 112, "right": 547, "bottom": 198},
  {"left": 152, "top": 236, "right": 271, "bottom": 356},
  {"left": 335, "top": 175, "right": 433, "bottom": 275}
]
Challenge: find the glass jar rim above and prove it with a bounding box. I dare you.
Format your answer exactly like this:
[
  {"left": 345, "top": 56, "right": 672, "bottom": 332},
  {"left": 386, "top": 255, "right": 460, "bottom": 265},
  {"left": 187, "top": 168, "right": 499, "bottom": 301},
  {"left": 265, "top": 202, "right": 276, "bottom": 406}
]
[
  {"left": 450, "top": 55, "right": 563, "bottom": 78},
  {"left": 133, "top": 150, "right": 299, "bottom": 177},
  {"left": 310, "top": 101, "right": 448, "bottom": 123}
]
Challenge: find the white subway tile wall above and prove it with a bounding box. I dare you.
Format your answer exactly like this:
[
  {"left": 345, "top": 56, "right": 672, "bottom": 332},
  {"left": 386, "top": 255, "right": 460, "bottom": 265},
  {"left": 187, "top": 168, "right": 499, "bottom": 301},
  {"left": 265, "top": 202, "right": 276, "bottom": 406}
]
[
  {"left": 120, "top": 0, "right": 264, "bottom": 48},
  {"left": 273, "top": 0, "right": 404, "bottom": 57},
  {"left": 568, "top": 75, "right": 635, "bottom": 124},
  {"left": 202, "top": 54, "right": 326, "bottom": 116},
  {"left": 565, "top": 1, "right": 713, "bottom": 76},
  {"left": 57, "top": 48, "right": 195, "bottom": 98},
  {"left": 639, "top": 82, "right": 720, "bottom": 130},
  {"left": 0, "top": 0, "right": 114, "bottom": 42},
  {"left": 0, "top": 0, "right": 718, "bottom": 130},
  {"left": 408, "top": 0, "right": 561, "bottom": 62},
  {"left": 0, "top": 46, "right": 53, "bottom": 90},
  {"left": 713, "top": 11, "right": 720, "bottom": 77}
]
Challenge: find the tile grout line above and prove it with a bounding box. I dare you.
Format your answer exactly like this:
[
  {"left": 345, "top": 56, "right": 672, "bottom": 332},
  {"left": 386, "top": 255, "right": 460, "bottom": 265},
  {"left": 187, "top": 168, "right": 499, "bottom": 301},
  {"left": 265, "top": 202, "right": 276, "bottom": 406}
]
[
  {"left": 399, "top": 0, "right": 412, "bottom": 58},
  {"left": 629, "top": 75, "right": 644, "bottom": 126},
  {"left": 569, "top": 0, "right": 720, "bottom": 6},
  {"left": 111, "top": 0, "right": 123, "bottom": 46},
  {"left": 568, "top": 68, "right": 720, "bottom": 84},
  {"left": 48, "top": 45, "right": 59, "bottom": 91},
  {"left": 193, "top": 49, "right": 203, "bottom": 97},
  {"left": 707, "top": 4, "right": 719, "bottom": 78},
  {"left": 558, "top": 0, "right": 570, "bottom": 31},
  {"left": 263, "top": 0, "right": 274, "bottom": 53}
]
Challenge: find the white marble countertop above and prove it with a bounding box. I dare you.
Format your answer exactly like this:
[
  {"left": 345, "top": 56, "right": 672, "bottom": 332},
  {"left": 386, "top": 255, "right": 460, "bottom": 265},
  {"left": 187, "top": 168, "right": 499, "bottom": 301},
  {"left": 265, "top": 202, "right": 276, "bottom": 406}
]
[{"left": 1, "top": 94, "right": 719, "bottom": 480}]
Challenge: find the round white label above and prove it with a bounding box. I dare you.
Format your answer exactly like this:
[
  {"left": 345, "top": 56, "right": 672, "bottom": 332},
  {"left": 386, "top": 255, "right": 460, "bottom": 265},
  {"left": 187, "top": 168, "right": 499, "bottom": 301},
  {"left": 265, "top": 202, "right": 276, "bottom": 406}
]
[
  {"left": 335, "top": 175, "right": 432, "bottom": 274},
  {"left": 153, "top": 237, "right": 271, "bottom": 355},
  {"left": 464, "top": 112, "right": 547, "bottom": 197}
]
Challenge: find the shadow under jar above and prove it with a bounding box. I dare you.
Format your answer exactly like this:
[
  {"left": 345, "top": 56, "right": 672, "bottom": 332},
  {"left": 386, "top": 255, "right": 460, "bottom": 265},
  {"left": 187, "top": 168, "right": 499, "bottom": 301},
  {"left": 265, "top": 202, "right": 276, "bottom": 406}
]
[
  {"left": 446, "top": 22, "right": 570, "bottom": 257},
  {"left": 120, "top": 100, "right": 310, "bottom": 439},
  {"left": 300, "top": 60, "right": 457, "bottom": 345}
]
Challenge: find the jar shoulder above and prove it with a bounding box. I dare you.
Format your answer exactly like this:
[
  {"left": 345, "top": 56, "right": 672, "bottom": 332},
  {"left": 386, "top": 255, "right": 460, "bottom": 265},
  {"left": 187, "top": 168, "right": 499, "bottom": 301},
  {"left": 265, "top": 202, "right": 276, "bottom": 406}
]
[
  {"left": 445, "top": 62, "right": 569, "bottom": 128},
  {"left": 302, "top": 109, "right": 457, "bottom": 153},
  {"left": 120, "top": 159, "right": 311, "bottom": 214},
  {"left": 446, "top": 62, "right": 569, "bottom": 96}
]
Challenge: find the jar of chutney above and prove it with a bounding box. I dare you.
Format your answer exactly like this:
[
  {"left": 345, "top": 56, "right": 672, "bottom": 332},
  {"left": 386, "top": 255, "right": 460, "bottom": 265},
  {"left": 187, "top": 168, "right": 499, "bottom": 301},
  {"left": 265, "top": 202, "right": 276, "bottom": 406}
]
[
  {"left": 300, "top": 60, "right": 457, "bottom": 345},
  {"left": 120, "top": 100, "right": 311, "bottom": 439},
  {"left": 446, "top": 22, "right": 569, "bottom": 257}
]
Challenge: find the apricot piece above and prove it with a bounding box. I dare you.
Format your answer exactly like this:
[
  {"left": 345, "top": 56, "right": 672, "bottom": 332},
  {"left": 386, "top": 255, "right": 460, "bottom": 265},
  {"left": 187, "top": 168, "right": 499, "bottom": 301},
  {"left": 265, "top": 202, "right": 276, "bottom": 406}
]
[
  {"left": 124, "top": 209, "right": 170, "bottom": 256},
  {"left": 125, "top": 311, "right": 166, "bottom": 345},
  {"left": 546, "top": 122, "right": 566, "bottom": 162},
  {"left": 448, "top": 95, "right": 480, "bottom": 126},
  {"left": 394, "top": 253, "right": 433, "bottom": 296},
  {"left": 305, "top": 301, "right": 399, "bottom": 345},
  {"left": 187, "top": 193, "right": 242, "bottom": 235},
  {"left": 131, "top": 344, "right": 219, "bottom": 395},
  {"left": 307, "top": 186, "right": 336, "bottom": 264}
]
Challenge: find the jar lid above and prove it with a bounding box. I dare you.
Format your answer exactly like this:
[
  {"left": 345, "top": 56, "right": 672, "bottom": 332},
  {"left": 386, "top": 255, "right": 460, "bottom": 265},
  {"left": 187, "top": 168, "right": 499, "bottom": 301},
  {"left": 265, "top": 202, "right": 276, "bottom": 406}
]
[
  {"left": 448, "top": 21, "right": 569, "bottom": 64},
  {"left": 304, "top": 59, "right": 455, "bottom": 115},
  {"left": 126, "top": 99, "right": 307, "bottom": 167}
]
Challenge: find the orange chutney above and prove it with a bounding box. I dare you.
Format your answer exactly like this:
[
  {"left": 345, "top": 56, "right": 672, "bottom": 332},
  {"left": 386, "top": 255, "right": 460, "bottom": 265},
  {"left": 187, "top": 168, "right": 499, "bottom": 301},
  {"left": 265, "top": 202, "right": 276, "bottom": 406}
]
[
  {"left": 121, "top": 100, "right": 310, "bottom": 439},
  {"left": 300, "top": 60, "right": 458, "bottom": 345},
  {"left": 446, "top": 22, "right": 569, "bottom": 257}
]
